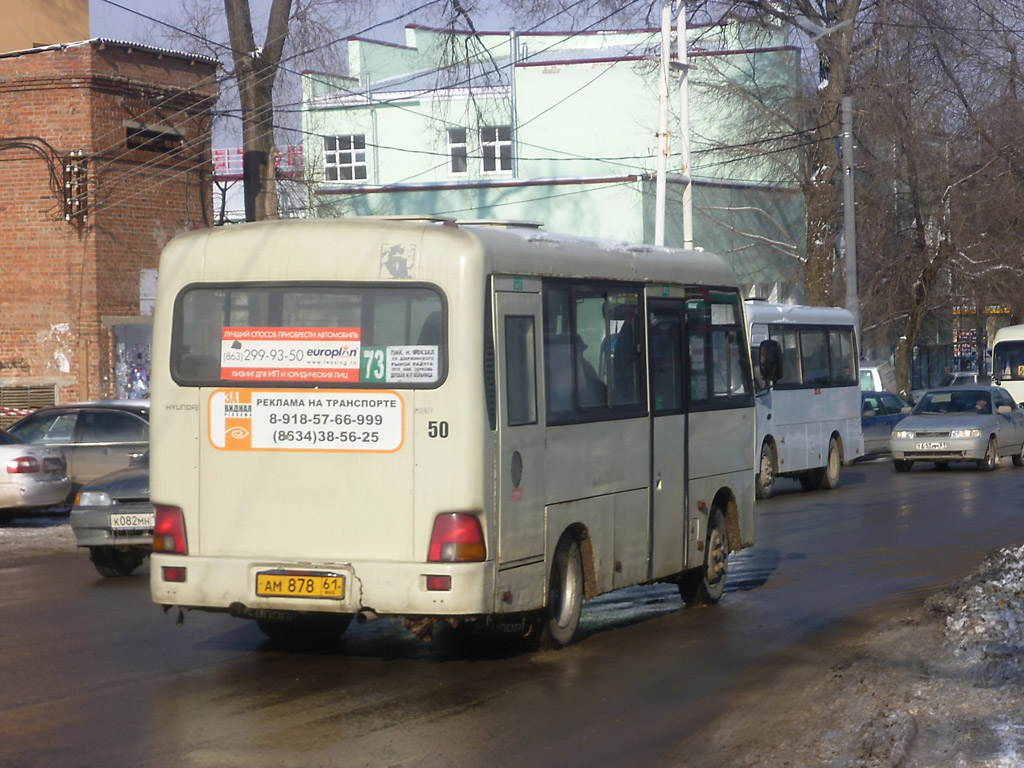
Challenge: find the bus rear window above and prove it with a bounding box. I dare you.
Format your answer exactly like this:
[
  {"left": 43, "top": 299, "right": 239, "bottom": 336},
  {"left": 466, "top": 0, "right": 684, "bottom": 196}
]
[{"left": 171, "top": 284, "right": 445, "bottom": 387}]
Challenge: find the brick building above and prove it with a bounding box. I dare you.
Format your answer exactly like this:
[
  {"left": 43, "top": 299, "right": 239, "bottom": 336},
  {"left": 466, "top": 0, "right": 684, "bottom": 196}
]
[{"left": 0, "top": 39, "right": 218, "bottom": 419}]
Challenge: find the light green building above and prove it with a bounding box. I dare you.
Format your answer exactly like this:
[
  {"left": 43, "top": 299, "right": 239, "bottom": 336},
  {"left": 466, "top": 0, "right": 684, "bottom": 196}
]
[{"left": 301, "top": 18, "right": 805, "bottom": 300}]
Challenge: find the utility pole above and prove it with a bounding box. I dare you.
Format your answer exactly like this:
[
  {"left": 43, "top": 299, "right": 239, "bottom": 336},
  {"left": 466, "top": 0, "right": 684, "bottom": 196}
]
[
  {"left": 655, "top": 0, "right": 671, "bottom": 246},
  {"left": 676, "top": 1, "right": 692, "bottom": 249},
  {"left": 842, "top": 96, "right": 860, "bottom": 345}
]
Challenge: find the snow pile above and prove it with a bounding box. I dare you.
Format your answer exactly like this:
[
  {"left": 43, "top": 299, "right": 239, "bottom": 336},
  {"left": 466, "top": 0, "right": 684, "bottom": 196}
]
[
  {"left": 928, "top": 545, "right": 1024, "bottom": 683},
  {"left": 0, "top": 515, "right": 74, "bottom": 557}
]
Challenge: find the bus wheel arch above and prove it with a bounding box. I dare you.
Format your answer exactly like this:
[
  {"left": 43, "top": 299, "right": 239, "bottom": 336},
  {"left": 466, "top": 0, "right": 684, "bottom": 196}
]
[{"left": 755, "top": 438, "right": 778, "bottom": 500}]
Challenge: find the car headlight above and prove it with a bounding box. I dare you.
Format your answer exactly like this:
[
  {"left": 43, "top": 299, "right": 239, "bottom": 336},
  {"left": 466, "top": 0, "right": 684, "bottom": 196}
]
[
  {"left": 893, "top": 430, "right": 914, "bottom": 439},
  {"left": 949, "top": 429, "right": 981, "bottom": 439},
  {"left": 78, "top": 490, "right": 113, "bottom": 506}
]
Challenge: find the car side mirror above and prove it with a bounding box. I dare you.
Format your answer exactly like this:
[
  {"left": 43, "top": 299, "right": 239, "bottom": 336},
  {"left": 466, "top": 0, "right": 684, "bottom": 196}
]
[
  {"left": 901, "top": 406, "right": 912, "bottom": 415},
  {"left": 758, "top": 339, "right": 783, "bottom": 386},
  {"left": 998, "top": 405, "right": 1012, "bottom": 415},
  {"left": 863, "top": 408, "right": 876, "bottom": 418}
]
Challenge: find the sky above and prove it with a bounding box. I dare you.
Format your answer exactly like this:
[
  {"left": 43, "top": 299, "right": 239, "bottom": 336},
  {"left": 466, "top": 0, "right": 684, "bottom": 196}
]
[{"left": 88, "top": 0, "right": 515, "bottom": 47}]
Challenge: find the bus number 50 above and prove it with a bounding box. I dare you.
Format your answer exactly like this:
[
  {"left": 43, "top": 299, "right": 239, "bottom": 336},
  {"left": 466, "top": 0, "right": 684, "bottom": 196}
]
[{"left": 428, "top": 421, "right": 449, "bottom": 438}]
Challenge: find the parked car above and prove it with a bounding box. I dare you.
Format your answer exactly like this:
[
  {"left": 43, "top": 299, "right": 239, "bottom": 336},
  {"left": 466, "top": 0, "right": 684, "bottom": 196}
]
[
  {"left": 861, "top": 391, "right": 910, "bottom": 455},
  {"left": 70, "top": 463, "right": 152, "bottom": 577},
  {"left": 0, "top": 429, "right": 71, "bottom": 521},
  {"left": 889, "top": 386, "right": 1024, "bottom": 471},
  {"left": 6, "top": 400, "right": 149, "bottom": 496},
  {"left": 860, "top": 360, "right": 899, "bottom": 394},
  {"left": 910, "top": 370, "right": 980, "bottom": 404}
]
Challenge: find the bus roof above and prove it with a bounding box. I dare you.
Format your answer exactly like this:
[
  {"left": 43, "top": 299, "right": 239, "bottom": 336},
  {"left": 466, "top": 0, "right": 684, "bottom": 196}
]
[
  {"left": 745, "top": 300, "right": 856, "bottom": 327},
  {"left": 158, "top": 218, "right": 739, "bottom": 289}
]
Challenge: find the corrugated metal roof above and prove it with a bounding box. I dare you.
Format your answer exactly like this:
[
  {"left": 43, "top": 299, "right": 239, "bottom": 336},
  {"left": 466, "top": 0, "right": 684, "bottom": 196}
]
[{"left": 0, "top": 38, "right": 219, "bottom": 66}]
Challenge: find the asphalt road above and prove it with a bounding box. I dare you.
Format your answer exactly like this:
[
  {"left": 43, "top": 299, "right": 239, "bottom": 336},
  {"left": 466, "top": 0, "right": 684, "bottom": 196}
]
[{"left": 2, "top": 458, "right": 1023, "bottom": 768}]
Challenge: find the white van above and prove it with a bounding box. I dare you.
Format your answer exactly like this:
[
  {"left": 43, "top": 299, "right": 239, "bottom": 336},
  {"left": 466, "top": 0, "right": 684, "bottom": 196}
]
[{"left": 859, "top": 360, "right": 899, "bottom": 394}]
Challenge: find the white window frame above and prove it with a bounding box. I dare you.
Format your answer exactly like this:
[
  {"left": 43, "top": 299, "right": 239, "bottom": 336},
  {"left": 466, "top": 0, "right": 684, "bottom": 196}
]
[
  {"left": 480, "top": 125, "right": 513, "bottom": 174},
  {"left": 447, "top": 128, "right": 468, "bottom": 176},
  {"left": 323, "top": 134, "right": 367, "bottom": 182}
]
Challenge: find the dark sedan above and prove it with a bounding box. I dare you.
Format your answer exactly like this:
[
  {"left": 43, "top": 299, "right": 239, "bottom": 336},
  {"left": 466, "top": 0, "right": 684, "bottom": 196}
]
[
  {"left": 70, "top": 465, "right": 152, "bottom": 577},
  {"left": 861, "top": 390, "right": 910, "bottom": 455}
]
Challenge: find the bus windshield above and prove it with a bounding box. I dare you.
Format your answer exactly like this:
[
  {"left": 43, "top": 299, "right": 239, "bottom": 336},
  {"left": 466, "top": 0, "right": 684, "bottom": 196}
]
[
  {"left": 994, "top": 340, "right": 1024, "bottom": 381},
  {"left": 171, "top": 284, "right": 445, "bottom": 387}
]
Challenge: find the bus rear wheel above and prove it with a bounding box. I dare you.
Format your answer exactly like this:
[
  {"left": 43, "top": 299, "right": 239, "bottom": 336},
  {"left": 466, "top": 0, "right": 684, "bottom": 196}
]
[
  {"left": 679, "top": 507, "right": 729, "bottom": 607},
  {"left": 540, "top": 533, "right": 584, "bottom": 649},
  {"left": 755, "top": 441, "right": 776, "bottom": 500}
]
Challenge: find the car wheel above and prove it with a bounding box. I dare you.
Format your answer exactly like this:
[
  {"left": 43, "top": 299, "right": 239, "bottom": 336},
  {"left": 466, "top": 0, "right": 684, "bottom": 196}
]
[
  {"left": 755, "top": 441, "right": 775, "bottom": 500},
  {"left": 1013, "top": 443, "right": 1024, "bottom": 467},
  {"left": 978, "top": 437, "right": 998, "bottom": 471},
  {"left": 89, "top": 546, "right": 144, "bottom": 577},
  {"left": 539, "top": 532, "right": 584, "bottom": 649},
  {"left": 679, "top": 507, "right": 729, "bottom": 607},
  {"left": 893, "top": 459, "right": 913, "bottom": 472}
]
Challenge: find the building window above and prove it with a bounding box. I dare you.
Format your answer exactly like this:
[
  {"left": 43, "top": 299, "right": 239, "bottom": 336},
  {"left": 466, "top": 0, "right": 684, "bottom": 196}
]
[
  {"left": 448, "top": 128, "right": 468, "bottom": 175},
  {"left": 323, "top": 135, "right": 367, "bottom": 182},
  {"left": 480, "top": 125, "right": 512, "bottom": 173},
  {"left": 124, "top": 121, "right": 183, "bottom": 154}
]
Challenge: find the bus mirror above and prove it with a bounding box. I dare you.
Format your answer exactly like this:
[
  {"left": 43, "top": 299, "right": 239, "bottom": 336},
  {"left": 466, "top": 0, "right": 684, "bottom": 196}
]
[{"left": 758, "top": 339, "right": 783, "bottom": 385}]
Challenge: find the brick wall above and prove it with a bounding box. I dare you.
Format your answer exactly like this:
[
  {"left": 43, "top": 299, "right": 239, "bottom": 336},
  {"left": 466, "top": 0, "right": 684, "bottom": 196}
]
[{"left": 0, "top": 42, "right": 217, "bottom": 402}]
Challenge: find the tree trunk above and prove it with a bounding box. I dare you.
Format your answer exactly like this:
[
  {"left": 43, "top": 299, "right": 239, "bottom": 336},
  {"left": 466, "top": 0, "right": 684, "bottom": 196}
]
[{"left": 224, "top": 0, "right": 293, "bottom": 221}]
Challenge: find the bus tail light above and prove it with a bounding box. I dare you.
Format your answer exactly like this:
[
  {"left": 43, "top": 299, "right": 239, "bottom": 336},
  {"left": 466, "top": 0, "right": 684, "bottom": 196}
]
[
  {"left": 153, "top": 505, "right": 188, "bottom": 554},
  {"left": 428, "top": 513, "right": 485, "bottom": 562}
]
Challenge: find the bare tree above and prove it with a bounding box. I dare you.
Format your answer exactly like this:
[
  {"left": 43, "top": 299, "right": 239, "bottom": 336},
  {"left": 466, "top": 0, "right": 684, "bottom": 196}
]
[{"left": 224, "top": 0, "right": 292, "bottom": 221}]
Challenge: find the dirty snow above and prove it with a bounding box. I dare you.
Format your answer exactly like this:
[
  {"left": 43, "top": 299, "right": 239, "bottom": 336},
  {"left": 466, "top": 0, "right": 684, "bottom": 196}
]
[{"left": 0, "top": 513, "right": 75, "bottom": 557}]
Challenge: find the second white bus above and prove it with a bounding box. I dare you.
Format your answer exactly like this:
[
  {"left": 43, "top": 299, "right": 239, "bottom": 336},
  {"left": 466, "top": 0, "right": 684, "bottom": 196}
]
[
  {"left": 993, "top": 324, "right": 1024, "bottom": 405},
  {"left": 149, "top": 218, "right": 779, "bottom": 648},
  {"left": 746, "top": 301, "right": 863, "bottom": 499}
]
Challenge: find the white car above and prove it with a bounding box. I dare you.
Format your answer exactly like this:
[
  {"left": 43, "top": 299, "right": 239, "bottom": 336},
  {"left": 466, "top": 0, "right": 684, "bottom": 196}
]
[{"left": 0, "top": 429, "right": 71, "bottom": 521}]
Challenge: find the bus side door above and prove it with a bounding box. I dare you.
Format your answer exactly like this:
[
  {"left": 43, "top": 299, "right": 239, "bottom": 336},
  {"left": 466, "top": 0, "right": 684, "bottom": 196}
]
[
  {"left": 493, "top": 279, "right": 547, "bottom": 610},
  {"left": 647, "top": 296, "right": 688, "bottom": 578}
]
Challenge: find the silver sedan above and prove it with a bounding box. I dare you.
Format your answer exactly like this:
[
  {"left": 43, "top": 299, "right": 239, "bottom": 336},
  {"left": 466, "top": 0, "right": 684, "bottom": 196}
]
[
  {"left": 0, "top": 429, "right": 71, "bottom": 520},
  {"left": 889, "top": 386, "right": 1024, "bottom": 471}
]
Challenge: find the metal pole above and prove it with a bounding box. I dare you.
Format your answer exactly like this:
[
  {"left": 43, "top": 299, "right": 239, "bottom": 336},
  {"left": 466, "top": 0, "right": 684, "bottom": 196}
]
[
  {"left": 655, "top": 0, "right": 671, "bottom": 246},
  {"left": 677, "top": 1, "right": 693, "bottom": 249},
  {"left": 842, "top": 96, "right": 860, "bottom": 346}
]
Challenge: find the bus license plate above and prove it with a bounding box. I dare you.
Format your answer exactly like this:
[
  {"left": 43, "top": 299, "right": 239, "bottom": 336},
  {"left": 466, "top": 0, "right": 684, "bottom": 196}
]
[
  {"left": 110, "top": 512, "right": 155, "bottom": 531},
  {"left": 915, "top": 441, "right": 947, "bottom": 450},
  {"left": 256, "top": 571, "right": 346, "bottom": 600}
]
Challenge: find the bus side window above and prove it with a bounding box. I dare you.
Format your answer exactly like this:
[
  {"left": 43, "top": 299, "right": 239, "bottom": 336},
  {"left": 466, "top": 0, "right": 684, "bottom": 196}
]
[
  {"left": 799, "top": 329, "right": 829, "bottom": 386},
  {"left": 545, "top": 333, "right": 575, "bottom": 417}
]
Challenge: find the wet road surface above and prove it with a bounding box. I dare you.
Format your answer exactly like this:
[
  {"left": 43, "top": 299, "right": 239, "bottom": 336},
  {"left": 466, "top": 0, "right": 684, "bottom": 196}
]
[{"left": 1, "top": 459, "right": 1022, "bottom": 767}]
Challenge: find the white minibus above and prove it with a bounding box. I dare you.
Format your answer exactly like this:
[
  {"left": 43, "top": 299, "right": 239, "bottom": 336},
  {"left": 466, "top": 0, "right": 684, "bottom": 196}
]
[
  {"left": 746, "top": 301, "right": 863, "bottom": 499},
  {"left": 993, "top": 324, "right": 1024, "bottom": 404},
  {"left": 149, "top": 218, "right": 777, "bottom": 648}
]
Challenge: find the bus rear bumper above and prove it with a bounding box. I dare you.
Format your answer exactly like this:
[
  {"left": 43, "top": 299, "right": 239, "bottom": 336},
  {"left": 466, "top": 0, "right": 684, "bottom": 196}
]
[{"left": 149, "top": 553, "right": 495, "bottom": 618}]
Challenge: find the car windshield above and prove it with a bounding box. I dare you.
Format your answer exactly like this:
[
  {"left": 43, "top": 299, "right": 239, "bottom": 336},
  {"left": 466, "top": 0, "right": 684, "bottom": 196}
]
[
  {"left": 912, "top": 389, "right": 991, "bottom": 415},
  {"left": 0, "top": 429, "right": 17, "bottom": 446}
]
